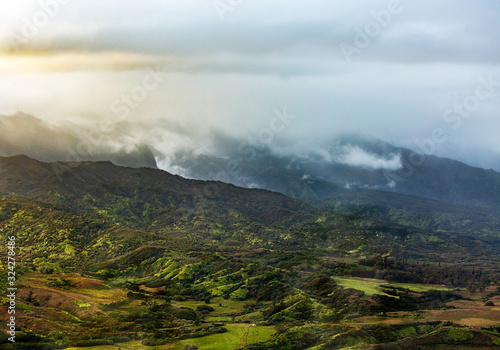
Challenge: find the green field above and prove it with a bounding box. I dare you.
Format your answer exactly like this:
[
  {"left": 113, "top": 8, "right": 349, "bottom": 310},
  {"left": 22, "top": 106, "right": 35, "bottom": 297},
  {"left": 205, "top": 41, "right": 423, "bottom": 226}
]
[
  {"left": 236, "top": 310, "right": 263, "bottom": 322},
  {"left": 206, "top": 316, "right": 232, "bottom": 322},
  {"left": 176, "top": 324, "right": 276, "bottom": 350},
  {"left": 335, "top": 277, "right": 391, "bottom": 297},
  {"left": 389, "top": 282, "right": 451, "bottom": 292},
  {"left": 65, "top": 324, "right": 276, "bottom": 350},
  {"left": 335, "top": 277, "right": 450, "bottom": 297}
]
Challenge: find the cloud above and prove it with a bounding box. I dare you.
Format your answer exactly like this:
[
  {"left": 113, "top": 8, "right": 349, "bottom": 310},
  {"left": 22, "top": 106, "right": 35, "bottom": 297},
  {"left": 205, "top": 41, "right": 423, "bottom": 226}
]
[
  {"left": 2, "top": 1, "right": 500, "bottom": 66},
  {"left": 0, "top": 52, "right": 167, "bottom": 73},
  {"left": 0, "top": 113, "right": 157, "bottom": 168},
  {"left": 333, "top": 145, "right": 402, "bottom": 170},
  {"left": 0, "top": 0, "right": 499, "bottom": 171}
]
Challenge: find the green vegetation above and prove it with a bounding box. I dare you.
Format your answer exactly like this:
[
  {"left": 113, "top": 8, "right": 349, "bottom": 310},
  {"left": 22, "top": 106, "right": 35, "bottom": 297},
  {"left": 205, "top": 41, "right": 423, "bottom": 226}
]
[
  {"left": 174, "top": 325, "right": 275, "bottom": 350},
  {"left": 335, "top": 277, "right": 389, "bottom": 297},
  {"left": 442, "top": 328, "right": 474, "bottom": 343},
  {"left": 335, "top": 277, "right": 451, "bottom": 297},
  {"left": 74, "top": 300, "right": 91, "bottom": 308},
  {"left": 389, "top": 282, "right": 450, "bottom": 292},
  {"left": 0, "top": 156, "right": 499, "bottom": 349}
]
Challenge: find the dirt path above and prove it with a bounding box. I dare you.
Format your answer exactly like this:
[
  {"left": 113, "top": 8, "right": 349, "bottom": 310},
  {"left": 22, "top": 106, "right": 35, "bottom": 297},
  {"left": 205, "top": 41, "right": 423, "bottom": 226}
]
[{"left": 238, "top": 325, "right": 250, "bottom": 348}]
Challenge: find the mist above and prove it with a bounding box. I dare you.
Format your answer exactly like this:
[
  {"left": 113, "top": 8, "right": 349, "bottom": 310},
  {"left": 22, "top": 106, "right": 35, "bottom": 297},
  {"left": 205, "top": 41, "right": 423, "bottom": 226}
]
[{"left": 0, "top": 0, "right": 499, "bottom": 172}]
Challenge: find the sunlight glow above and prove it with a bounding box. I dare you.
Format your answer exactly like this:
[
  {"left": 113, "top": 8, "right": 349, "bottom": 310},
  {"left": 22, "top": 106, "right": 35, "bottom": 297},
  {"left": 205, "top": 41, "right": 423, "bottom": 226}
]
[{"left": 0, "top": 51, "right": 168, "bottom": 73}]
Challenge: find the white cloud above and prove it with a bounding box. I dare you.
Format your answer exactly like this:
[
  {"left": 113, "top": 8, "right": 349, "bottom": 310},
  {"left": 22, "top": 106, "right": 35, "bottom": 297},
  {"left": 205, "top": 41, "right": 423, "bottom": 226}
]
[
  {"left": 0, "top": 0, "right": 500, "bottom": 166},
  {"left": 335, "top": 146, "right": 402, "bottom": 170}
]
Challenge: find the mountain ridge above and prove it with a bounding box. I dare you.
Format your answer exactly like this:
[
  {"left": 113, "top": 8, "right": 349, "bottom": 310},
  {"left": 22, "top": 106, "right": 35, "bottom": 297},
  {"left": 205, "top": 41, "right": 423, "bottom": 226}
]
[
  {"left": 0, "top": 113, "right": 159, "bottom": 169},
  {"left": 1, "top": 154, "right": 500, "bottom": 348},
  {"left": 1, "top": 154, "right": 499, "bottom": 260},
  {"left": 0, "top": 154, "right": 321, "bottom": 248},
  {"left": 167, "top": 134, "right": 500, "bottom": 209}
]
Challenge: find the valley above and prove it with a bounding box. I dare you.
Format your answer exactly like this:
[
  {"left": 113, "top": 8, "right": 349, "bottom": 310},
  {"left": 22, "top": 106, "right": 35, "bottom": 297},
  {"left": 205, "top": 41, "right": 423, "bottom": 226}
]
[
  {"left": 0, "top": 156, "right": 499, "bottom": 348},
  {"left": 2, "top": 1, "right": 500, "bottom": 348}
]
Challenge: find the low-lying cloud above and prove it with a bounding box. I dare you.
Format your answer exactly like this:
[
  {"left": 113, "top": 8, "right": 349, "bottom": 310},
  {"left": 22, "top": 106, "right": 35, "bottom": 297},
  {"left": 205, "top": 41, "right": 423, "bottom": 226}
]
[
  {"left": 0, "top": 113, "right": 157, "bottom": 168},
  {"left": 334, "top": 145, "right": 402, "bottom": 170},
  {"left": 0, "top": 0, "right": 499, "bottom": 172}
]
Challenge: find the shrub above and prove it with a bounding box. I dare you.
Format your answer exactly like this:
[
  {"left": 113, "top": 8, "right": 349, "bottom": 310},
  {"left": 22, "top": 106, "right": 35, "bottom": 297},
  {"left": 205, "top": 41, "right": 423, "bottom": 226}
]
[
  {"left": 74, "top": 339, "right": 114, "bottom": 347},
  {"left": 142, "top": 338, "right": 171, "bottom": 346},
  {"left": 442, "top": 328, "right": 474, "bottom": 343},
  {"left": 173, "top": 307, "right": 197, "bottom": 321},
  {"left": 110, "top": 335, "right": 131, "bottom": 343},
  {"left": 196, "top": 305, "right": 215, "bottom": 313}
]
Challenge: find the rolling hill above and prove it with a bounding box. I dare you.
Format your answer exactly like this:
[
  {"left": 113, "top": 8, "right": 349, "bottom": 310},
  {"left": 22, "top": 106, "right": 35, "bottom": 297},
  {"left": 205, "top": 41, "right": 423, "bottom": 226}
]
[{"left": 1, "top": 155, "right": 500, "bottom": 349}]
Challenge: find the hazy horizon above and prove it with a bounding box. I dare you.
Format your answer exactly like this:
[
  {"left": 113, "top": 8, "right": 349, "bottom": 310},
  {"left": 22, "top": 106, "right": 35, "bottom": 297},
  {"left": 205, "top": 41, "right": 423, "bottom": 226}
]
[{"left": 1, "top": 0, "right": 499, "bottom": 172}]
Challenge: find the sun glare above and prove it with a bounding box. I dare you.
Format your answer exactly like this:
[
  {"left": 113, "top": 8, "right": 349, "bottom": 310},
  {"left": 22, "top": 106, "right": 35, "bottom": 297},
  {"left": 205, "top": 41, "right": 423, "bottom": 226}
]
[
  {"left": 0, "top": 3, "right": 38, "bottom": 24},
  {"left": 0, "top": 51, "right": 169, "bottom": 73}
]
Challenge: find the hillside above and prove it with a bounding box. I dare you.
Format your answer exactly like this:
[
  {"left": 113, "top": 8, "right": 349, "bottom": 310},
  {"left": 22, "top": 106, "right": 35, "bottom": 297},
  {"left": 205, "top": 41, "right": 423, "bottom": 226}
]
[
  {"left": 317, "top": 187, "right": 500, "bottom": 236},
  {"left": 0, "top": 113, "right": 158, "bottom": 169},
  {"left": 1, "top": 155, "right": 499, "bottom": 266},
  {"left": 0, "top": 155, "right": 318, "bottom": 248},
  {"left": 0, "top": 156, "right": 500, "bottom": 349},
  {"left": 1, "top": 194, "right": 500, "bottom": 349},
  {"left": 168, "top": 135, "right": 500, "bottom": 208}
]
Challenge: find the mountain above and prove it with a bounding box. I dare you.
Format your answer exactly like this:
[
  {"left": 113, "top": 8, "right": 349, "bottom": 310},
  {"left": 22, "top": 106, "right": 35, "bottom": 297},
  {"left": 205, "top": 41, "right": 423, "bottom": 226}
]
[
  {"left": 318, "top": 187, "right": 500, "bottom": 235},
  {"left": 0, "top": 113, "right": 158, "bottom": 169},
  {"left": 1, "top": 155, "right": 500, "bottom": 349},
  {"left": 422, "top": 141, "right": 500, "bottom": 172},
  {"left": 3, "top": 112, "right": 499, "bottom": 209},
  {"left": 0, "top": 155, "right": 319, "bottom": 248},
  {"left": 1, "top": 154, "right": 499, "bottom": 264},
  {"left": 167, "top": 134, "right": 500, "bottom": 209}
]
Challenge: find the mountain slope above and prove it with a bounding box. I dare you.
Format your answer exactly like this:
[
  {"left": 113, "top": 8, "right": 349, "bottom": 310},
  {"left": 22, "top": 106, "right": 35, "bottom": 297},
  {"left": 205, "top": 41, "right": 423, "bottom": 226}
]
[
  {"left": 0, "top": 155, "right": 319, "bottom": 248},
  {"left": 1, "top": 155, "right": 499, "bottom": 265},
  {"left": 1, "top": 156, "right": 500, "bottom": 349},
  {"left": 317, "top": 187, "right": 500, "bottom": 235},
  {"left": 0, "top": 112, "right": 158, "bottom": 169},
  {"left": 168, "top": 134, "right": 500, "bottom": 208}
]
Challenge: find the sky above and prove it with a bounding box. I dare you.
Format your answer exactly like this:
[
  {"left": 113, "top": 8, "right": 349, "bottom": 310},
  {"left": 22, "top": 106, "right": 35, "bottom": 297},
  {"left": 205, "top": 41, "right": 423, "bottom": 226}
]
[{"left": 0, "top": 0, "right": 499, "bottom": 171}]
